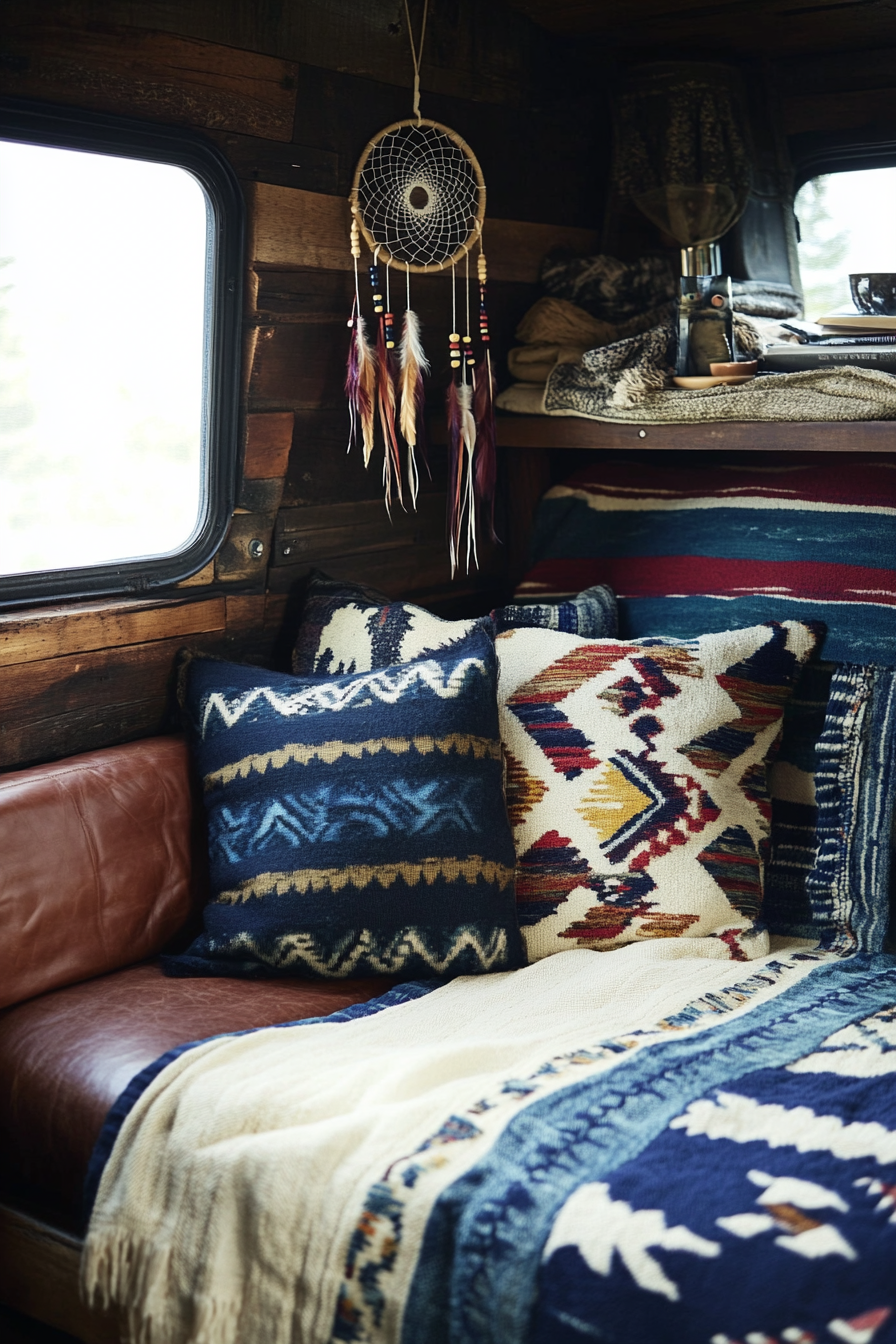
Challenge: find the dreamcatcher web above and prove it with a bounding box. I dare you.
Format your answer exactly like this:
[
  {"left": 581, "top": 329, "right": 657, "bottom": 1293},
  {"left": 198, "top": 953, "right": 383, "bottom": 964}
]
[{"left": 354, "top": 120, "right": 482, "bottom": 269}]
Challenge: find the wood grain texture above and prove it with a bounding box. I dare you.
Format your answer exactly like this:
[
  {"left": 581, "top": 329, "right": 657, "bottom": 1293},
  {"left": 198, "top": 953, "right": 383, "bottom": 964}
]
[
  {"left": 214, "top": 513, "right": 277, "bottom": 582},
  {"left": 0, "top": 624, "right": 276, "bottom": 772},
  {"left": 783, "top": 85, "right": 896, "bottom": 136},
  {"left": 243, "top": 412, "right": 295, "bottom": 479},
  {"left": 206, "top": 130, "right": 340, "bottom": 194},
  {"left": 0, "top": 1202, "right": 118, "bottom": 1344},
  {"left": 429, "top": 416, "right": 896, "bottom": 454},
  {"left": 1, "top": 21, "right": 298, "bottom": 140},
  {"left": 501, "top": 0, "right": 896, "bottom": 55},
  {"left": 0, "top": 0, "right": 544, "bottom": 108},
  {"left": 176, "top": 560, "right": 217, "bottom": 589},
  {"left": 0, "top": 598, "right": 226, "bottom": 668},
  {"left": 248, "top": 183, "right": 599, "bottom": 283},
  {"left": 267, "top": 534, "right": 500, "bottom": 603},
  {"left": 274, "top": 496, "right": 446, "bottom": 565}
]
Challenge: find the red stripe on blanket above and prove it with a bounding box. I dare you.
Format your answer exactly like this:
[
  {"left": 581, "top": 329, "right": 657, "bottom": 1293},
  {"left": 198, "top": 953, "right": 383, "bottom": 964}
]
[
  {"left": 559, "top": 457, "right": 896, "bottom": 509},
  {"left": 515, "top": 556, "right": 896, "bottom": 605}
]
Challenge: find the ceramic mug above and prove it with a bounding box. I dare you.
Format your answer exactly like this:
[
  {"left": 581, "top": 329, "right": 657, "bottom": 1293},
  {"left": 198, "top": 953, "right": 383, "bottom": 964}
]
[{"left": 850, "top": 273, "right": 896, "bottom": 316}]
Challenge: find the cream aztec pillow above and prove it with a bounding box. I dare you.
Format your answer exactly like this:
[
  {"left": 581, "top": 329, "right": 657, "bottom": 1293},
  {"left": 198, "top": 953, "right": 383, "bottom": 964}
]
[{"left": 497, "top": 621, "right": 820, "bottom": 963}]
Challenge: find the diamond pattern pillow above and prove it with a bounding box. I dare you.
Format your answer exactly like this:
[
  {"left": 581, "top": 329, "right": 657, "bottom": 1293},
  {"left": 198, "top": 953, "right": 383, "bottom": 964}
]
[{"left": 497, "top": 621, "right": 820, "bottom": 962}]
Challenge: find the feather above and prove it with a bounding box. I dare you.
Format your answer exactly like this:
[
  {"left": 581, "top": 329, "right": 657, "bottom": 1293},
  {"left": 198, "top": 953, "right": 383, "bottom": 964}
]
[
  {"left": 345, "top": 314, "right": 360, "bottom": 453},
  {"left": 398, "top": 309, "right": 430, "bottom": 508},
  {"left": 346, "top": 315, "right": 377, "bottom": 466},
  {"left": 473, "top": 351, "right": 499, "bottom": 543},
  {"left": 458, "top": 380, "right": 479, "bottom": 573},
  {"left": 376, "top": 317, "right": 403, "bottom": 516},
  {"left": 445, "top": 380, "right": 463, "bottom": 577}
]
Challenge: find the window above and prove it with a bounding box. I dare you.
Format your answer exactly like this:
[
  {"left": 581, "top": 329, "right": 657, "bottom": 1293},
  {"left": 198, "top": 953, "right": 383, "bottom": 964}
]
[
  {"left": 0, "top": 102, "right": 243, "bottom": 605},
  {"left": 794, "top": 166, "right": 896, "bottom": 321}
]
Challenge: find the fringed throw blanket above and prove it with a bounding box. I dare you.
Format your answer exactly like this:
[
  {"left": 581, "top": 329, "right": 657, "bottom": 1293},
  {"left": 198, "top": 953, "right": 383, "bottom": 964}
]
[
  {"left": 82, "top": 942, "right": 896, "bottom": 1344},
  {"left": 544, "top": 327, "right": 896, "bottom": 422}
]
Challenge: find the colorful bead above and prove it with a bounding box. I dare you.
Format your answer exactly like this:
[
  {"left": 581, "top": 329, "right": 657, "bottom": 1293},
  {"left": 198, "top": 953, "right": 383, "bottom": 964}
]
[
  {"left": 449, "top": 331, "right": 461, "bottom": 370},
  {"left": 479, "top": 285, "right": 490, "bottom": 342},
  {"left": 369, "top": 264, "right": 383, "bottom": 314},
  {"left": 384, "top": 312, "right": 396, "bottom": 350},
  {"left": 463, "top": 333, "right": 475, "bottom": 368}
]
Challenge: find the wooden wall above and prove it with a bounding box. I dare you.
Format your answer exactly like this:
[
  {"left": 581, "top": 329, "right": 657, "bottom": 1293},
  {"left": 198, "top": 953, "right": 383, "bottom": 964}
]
[{"left": 0, "top": 0, "right": 602, "bottom": 772}]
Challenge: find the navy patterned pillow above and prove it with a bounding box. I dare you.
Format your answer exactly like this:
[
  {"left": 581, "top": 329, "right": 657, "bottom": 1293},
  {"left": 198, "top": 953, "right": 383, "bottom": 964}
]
[
  {"left": 292, "top": 572, "right": 492, "bottom": 677},
  {"left": 492, "top": 585, "right": 617, "bottom": 637},
  {"left": 164, "top": 627, "right": 524, "bottom": 980}
]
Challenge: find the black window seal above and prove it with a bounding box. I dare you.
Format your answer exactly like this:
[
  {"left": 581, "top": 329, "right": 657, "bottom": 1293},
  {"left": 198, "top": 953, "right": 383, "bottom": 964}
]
[
  {"left": 0, "top": 97, "right": 244, "bottom": 609},
  {"left": 791, "top": 128, "right": 896, "bottom": 196}
]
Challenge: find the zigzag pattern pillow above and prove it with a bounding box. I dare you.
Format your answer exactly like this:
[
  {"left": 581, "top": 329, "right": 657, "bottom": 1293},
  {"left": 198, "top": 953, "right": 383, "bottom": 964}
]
[
  {"left": 166, "top": 627, "right": 523, "bottom": 980},
  {"left": 497, "top": 621, "right": 819, "bottom": 962}
]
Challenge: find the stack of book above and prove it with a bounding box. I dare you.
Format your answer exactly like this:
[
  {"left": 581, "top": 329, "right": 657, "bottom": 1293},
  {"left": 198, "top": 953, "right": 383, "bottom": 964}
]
[{"left": 759, "top": 310, "right": 896, "bottom": 374}]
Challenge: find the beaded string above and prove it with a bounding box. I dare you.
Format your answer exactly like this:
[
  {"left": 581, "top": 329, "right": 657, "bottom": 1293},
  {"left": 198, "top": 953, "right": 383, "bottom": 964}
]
[
  {"left": 369, "top": 243, "right": 384, "bottom": 315},
  {"left": 384, "top": 259, "right": 395, "bottom": 350},
  {"left": 463, "top": 250, "right": 475, "bottom": 377},
  {"left": 449, "top": 263, "right": 460, "bottom": 371}
]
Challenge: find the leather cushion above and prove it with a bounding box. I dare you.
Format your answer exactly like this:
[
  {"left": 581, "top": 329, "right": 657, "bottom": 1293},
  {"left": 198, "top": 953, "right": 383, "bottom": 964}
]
[
  {"left": 0, "top": 960, "right": 389, "bottom": 1224},
  {"left": 0, "top": 737, "right": 206, "bottom": 1009}
]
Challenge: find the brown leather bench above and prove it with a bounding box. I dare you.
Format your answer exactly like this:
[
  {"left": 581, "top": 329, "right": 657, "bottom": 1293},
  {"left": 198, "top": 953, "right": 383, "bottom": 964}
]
[{"left": 0, "top": 736, "right": 390, "bottom": 1342}]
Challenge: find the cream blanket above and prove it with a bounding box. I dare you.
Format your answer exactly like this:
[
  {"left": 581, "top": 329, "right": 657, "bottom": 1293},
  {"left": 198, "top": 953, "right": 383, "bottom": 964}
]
[{"left": 82, "top": 939, "right": 823, "bottom": 1344}]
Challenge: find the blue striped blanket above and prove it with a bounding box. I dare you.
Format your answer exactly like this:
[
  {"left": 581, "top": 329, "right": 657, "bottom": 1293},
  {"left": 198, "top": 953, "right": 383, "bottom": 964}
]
[{"left": 83, "top": 944, "right": 896, "bottom": 1344}]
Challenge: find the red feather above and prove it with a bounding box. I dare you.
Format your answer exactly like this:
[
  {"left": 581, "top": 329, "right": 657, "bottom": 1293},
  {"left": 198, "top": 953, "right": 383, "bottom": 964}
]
[{"left": 345, "top": 314, "right": 376, "bottom": 464}]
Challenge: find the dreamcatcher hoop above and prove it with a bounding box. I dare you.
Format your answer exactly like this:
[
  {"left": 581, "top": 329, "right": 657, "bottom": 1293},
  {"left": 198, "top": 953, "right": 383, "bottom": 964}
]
[{"left": 349, "top": 117, "right": 486, "bottom": 274}]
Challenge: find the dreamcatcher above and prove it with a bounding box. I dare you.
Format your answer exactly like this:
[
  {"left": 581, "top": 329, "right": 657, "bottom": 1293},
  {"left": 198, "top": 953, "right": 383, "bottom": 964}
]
[{"left": 345, "top": 0, "right": 496, "bottom": 575}]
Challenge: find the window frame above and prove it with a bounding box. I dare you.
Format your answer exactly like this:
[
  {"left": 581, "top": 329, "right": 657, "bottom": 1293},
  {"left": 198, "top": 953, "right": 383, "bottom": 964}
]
[
  {"left": 792, "top": 133, "right": 896, "bottom": 198},
  {"left": 0, "top": 98, "right": 244, "bottom": 608}
]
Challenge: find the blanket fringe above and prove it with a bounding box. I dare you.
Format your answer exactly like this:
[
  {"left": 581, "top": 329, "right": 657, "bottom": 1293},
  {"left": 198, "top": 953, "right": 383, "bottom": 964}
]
[{"left": 82, "top": 1227, "right": 249, "bottom": 1344}]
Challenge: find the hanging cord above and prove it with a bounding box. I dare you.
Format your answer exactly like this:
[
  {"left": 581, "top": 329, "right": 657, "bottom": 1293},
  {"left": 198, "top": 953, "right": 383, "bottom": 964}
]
[
  {"left": 451, "top": 262, "right": 457, "bottom": 345},
  {"left": 403, "top": 0, "right": 429, "bottom": 123},
  {"left": 386, "top": 257, "right": 391, "bottom": 314}
]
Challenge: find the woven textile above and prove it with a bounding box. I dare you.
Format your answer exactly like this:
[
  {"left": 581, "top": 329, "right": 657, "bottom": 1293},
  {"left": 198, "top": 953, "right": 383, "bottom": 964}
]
[
  {"left": 519, "top": 457, "right": 896, "bottom": 663},
  {"left": 517, "top": 456, "right": 896, "bottom": 951},
  {"left": 291, "top": 572, "right": 491, "bottom": 677},
  {"left": 772, "top": 663, "right": 896, "bottom": 954},
  {"left": 497, "top": 622, "right": 819, "bottom": 963},
  {"left": 86, "top": 943, "right": 896, "bottom": 1344},
  {"left": 544, "top": 355, "right": 896, "bottom": 422},
  {"left": 164, "top": 630, "right": 523, "bottom": 980},
  {"left": 493, "top": 584, "right": 617, "bottom": 638}
]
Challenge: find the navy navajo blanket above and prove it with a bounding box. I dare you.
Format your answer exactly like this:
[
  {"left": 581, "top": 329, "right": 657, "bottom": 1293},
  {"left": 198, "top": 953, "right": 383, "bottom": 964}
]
[{"left": 83, "top": 944, "right": 896, "bottom": 1344}]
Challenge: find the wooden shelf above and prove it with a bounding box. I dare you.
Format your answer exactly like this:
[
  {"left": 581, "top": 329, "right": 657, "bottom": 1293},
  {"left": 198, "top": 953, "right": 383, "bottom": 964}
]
[{"left": 485, "top": 415, "right": 896, "bottom": 452}]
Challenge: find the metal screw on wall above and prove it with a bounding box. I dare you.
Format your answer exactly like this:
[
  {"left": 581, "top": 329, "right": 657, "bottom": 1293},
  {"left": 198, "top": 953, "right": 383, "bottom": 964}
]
[{"left": 248, "top": 539, "right": 265, "bottom": 560}]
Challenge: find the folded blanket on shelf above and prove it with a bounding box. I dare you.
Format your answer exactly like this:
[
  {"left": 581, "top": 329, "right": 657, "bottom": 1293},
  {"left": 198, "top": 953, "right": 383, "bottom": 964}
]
[
  {"left": 507, "top": 343, "right": 591, "bottom": 384},
  {"left": 495, "top": 381, "right": 547, "bottom": 414},
  {"left": 543, "top": 323, "right": 896, "bottom": 423},
  {"left": 82, "top": 942, "right": 896, "bottom": 1344}
]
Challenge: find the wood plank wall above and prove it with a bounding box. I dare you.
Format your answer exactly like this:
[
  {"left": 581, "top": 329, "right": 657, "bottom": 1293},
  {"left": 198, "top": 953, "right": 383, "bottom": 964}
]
[{"left": 0, "top": 0, "right": 602, "bottom": 771}]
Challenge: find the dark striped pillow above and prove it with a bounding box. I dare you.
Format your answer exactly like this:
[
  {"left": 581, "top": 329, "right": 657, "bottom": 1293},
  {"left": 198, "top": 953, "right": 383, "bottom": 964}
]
[{"left": 165, "top": 627, "right": 523, "bottom": 980}]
